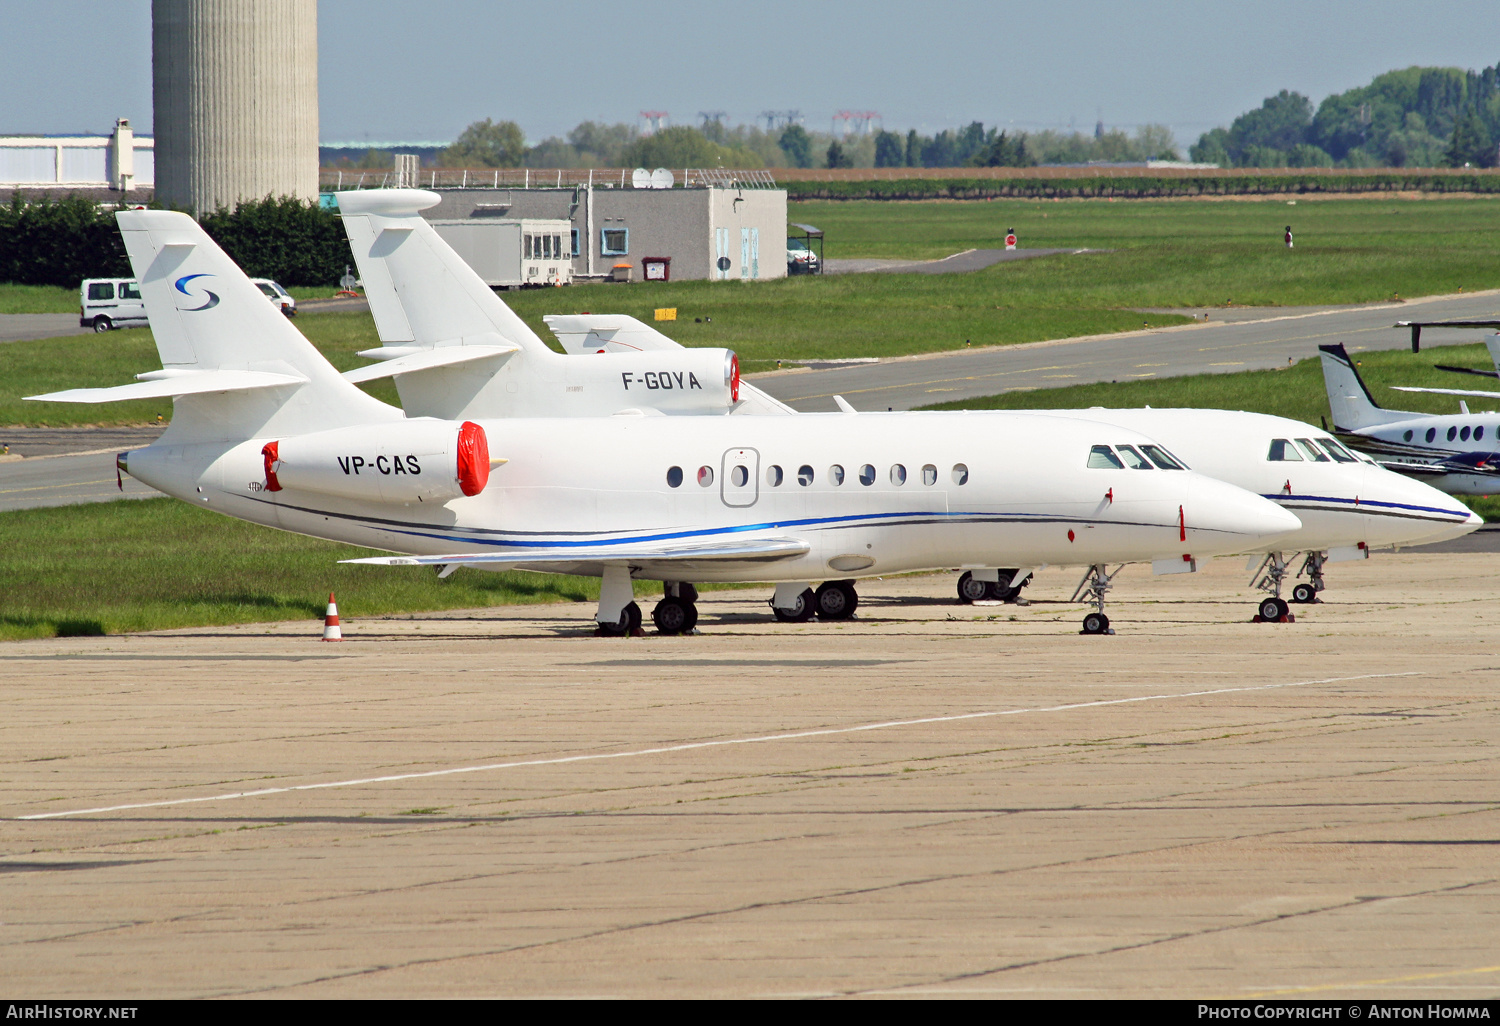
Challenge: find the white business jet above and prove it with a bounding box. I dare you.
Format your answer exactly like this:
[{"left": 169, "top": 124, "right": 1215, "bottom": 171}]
[
  {"left": 27, "top": 209, "right": 1299, "bottom": 636},
  {"left": 1322, "top": 340, "right": 1500, "bottom": 495},
  {"left": 334, "top": 190, "right": 1474, "bottom": 626}
]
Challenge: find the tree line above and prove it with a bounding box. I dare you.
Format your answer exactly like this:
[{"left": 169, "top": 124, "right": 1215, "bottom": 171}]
[
  {"left": 1191, "top": 64, "right": 1500, "bottom": 168},
  {"left": 360, "top": 118, "right": 1182, "bottom": 171}
]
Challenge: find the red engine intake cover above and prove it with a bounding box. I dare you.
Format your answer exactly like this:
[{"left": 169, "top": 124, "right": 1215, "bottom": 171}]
[
  {"left": 729, "top": 352, "right": 740, "bottom": 403},
  {"left": 261, "top": 440, "right": 282, "bottom": 492},
  {"left": 457, "top": 421, "right": 490, "bottom": 496}
]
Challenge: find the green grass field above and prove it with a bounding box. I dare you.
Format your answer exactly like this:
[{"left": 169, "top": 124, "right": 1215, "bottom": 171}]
[{"left": 0, "top": 498, "right": 658, "bottom": 641}]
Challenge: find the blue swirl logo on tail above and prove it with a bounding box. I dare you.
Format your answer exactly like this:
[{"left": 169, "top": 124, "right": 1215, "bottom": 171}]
[{"left": 174, "top": 273, "right": 220, "bottom": 311}]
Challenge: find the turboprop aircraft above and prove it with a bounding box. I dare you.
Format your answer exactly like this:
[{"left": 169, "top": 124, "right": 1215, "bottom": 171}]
[
  {"left": 26, "top": 209, "right": 1301, "bottom": 636},
  {"left": 333, "top": 189, "right": 1475, "bottom": 626},
  {"left": 1321, "top": 341, "right": 1500, "bottom": 495}
]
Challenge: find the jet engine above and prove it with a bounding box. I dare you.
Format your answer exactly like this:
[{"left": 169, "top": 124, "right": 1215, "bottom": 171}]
[{"left": 261, "top": 419, "right": 490, "bottom": 505}]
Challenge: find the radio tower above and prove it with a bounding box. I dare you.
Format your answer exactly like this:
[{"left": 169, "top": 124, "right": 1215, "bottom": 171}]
[{"left": 638, "top": 111, "right": 669, "bottom": 135}]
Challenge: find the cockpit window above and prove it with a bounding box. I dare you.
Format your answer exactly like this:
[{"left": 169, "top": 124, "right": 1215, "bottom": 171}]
[
  {"left": 1268, "top": 439, "right": 1303, "bottom": 461},
  {"left": 1316, "top": 438, "right": 1358, "bottom": 463},
  {"left": 1295, "top": 438, "right": 1331, "bottom": 462},
  {"left": 1115, "top": 444, "right": 1154, "bottom": 470},
  {"left": 1139, "top": 443, "right": 1185, "bottom": 470},
  {"left": 1087, "top": 445, "right": 1125, "bottom": 469}
]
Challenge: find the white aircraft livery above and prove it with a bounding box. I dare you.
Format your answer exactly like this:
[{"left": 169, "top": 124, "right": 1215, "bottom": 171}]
[
  {"left": 29, "top": 209, "right": 1302, "bottom": 635},
  {"left": 1320, "top": 341, "right": 1500, "bottom": 495},
  {"left": 334, "top": 189, "right": 1476, "bottom": 625}
]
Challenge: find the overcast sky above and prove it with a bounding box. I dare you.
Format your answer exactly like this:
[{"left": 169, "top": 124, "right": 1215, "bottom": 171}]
[{"left": 4, "top": 0, "right": 1499, "bottom": 149}]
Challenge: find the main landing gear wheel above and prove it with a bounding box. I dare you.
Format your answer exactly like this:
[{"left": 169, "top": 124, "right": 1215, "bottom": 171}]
[
  {"left": 651, "top": 596, "right": 698, "bottom": 635},
  {"left": 597, "top": 601, "right": 643, "bottom": 636},
  {"left": 814, "top": 580, "right": 858, "bottom": 620},
  {"left": 772, "top": 588, "right": 816, "bottom": 623},
  {"left": 957, "top": 572, "right": 991, "bottom": 604},
  {"left": 1291, "top": 583, "right": 1317, "bottom": 604},
  {"left": 1081, "top": 612, "right": 1110, "bottom": 635},
  {"left": 1255, "top": 596, "right": 1292, "bottom": 623}
]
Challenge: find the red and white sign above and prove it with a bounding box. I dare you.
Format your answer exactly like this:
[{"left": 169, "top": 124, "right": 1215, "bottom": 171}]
[{"left": 1005, "top": 233, "right": 1017, "bottom": 251}]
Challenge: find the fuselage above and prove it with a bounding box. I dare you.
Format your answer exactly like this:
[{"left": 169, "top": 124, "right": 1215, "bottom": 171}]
[
  {"left": 1049, "top": 409, "right": 1480, "bottom": 550},
  {"left": 124, "top": 410, "right": 1300, "bottom": 583}
]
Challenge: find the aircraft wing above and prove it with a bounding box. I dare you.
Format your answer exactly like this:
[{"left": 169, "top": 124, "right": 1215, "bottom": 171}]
[
  {"left": 1390, "top": 386, "right": 1500, "bottom": 399},
  {"left": 343, "top": 535, "right": 811, "bottom": 570},
  {"left": 26, "top": 369, "right": 309, "bottom": 403}
]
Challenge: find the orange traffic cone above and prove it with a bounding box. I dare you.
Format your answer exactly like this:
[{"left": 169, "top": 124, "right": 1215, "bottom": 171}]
[{"left": 322, "top": 592, "right": 342, "bottom": 641}]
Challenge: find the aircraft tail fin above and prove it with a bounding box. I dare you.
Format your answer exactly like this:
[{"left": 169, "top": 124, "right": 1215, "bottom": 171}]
[
  {"left": 1486, "top": 333, "right": 1500, "bottom": 375},
  {"left": 1318, "top": 343, "right": 1408, "bottom": 430},
  {"left": 31, "top": 210, "right": 400, "bottom": 442},
  {"left": 336, "top": 189, "right": 550, "bottom": 355}
]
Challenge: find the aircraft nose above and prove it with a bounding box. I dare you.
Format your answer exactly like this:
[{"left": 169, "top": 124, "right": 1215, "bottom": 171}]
[
  {"left": 1368, "top": 465, "right": 1483, "bottom": 546},
  {"left": 1186, "top": 474, "right": 1302, "bottom": 552}
]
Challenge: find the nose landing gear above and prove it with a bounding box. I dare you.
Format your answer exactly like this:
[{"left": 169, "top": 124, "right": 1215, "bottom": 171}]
[
  {"left": 1250, "top": 552, "right": 1296, "bottom": 623},
  {"left": 1072, "top": 563, "right": 1120, "bottom": 635}
]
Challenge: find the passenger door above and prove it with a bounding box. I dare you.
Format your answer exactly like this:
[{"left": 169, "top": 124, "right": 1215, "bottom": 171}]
[{"left": 721, "top": 447, "right": 759, "bottom": 508}]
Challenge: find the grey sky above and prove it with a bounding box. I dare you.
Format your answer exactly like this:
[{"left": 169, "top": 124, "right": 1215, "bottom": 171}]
[{"left": 4, "top": 0, "right": 1498, "bottom": 150}]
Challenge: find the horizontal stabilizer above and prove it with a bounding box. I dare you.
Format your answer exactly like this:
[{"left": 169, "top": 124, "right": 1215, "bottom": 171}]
[
  {"left": 1390, "top": 385, "right": 1500, "bottom": 400},
  {"left": 26, "top": 369, "right": 308, "bottom": 404},
  {"left": 344, "top": 536, "right": 810, "bottom": 569},
  {"left": 342, "top": 344, "right": 519, "bottom": 383}
]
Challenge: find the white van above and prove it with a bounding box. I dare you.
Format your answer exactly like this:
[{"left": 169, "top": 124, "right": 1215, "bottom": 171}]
[
  {"left": 80, "top": 276, "right": 295, "bottom": 330},
  {"left": 79, "top": 278, "right": 147, "bottom": 332}
]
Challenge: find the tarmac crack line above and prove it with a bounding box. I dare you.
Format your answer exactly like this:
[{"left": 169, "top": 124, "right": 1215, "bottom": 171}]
[
  {"left": 846, "top": 876, "right": 1500, "bottom": 999},
  {"left": 13, "top": 671, "right": 1421, "bottom": 821}
]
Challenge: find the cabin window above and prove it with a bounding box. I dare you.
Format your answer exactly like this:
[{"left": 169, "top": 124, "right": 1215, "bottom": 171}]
[
  {"left": 88, "top": 282, "right": 114, "bottom": 301},
  {"left": 952, "top": 463, "right": 970, "bottom": 485},
  {"left": 767, "top": 465, "right": 783, "bottom": 486},
  {"left": 1116, "top": 444, "right": 1154, "bottom": 470},
  {"left": 1477, "top": 426, "right": 1486, "bottom": 441},
  {"left": 666, "top": 466, "right": 683, "bottom": 488},
  {"left": 829, "top": 464, "right": 845, "bottom": 485},
  {"left": 1404, "top": 430, "right": 1413, "bottom": 442},
  {"left": 1295, "top": 439, "right": 1330, "bottom": 462},
  {"left": 922, "top": 464, "right": 937, "bottom": 486},
  {"left": 730, "top": 465, "right": 749, "bottom": 487},
  {"left": 1267, "top": 439, "right": 1302, "bottom": 461},
  {"left": 1139, "top": 444, "right": 1185, "bottom": 470},
  {"left": 797, "top": 464, "right": 814, "bottom": 486},
  {"left": 697, "top": 465, "right": 714, "bottom": 487},
  {"left": 1461, "top": 426, "right": 1472, "bottom": 441},
  {"left": 1426, "top": 428, "right": 1437, "bottom": 443},
  {"left": 1088, "top": 445, "right": 1125, "bottom": 469},
  {"left": 1316, "top": 438, "right": 1357, "bottom": 463},
  {"left": 890, "top": 464, "right": 907, "bottom": 485},
  {"left": 858, "top": 464, "right": 876, "bottom": 486}
]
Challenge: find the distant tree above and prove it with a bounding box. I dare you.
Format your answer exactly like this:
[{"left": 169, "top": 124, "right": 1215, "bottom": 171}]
[
  {"left": 1224, "top": 90, "right": 1313, "bottom": 164},
  {"left": 970, "top": 131, "right": 1033, "bottom": 167},
  {"left": 1189, "top": 127, "right": 1232, "bottom": 166},
  {"left": 955, "top": 121, "right": 992, "bottom": 164},
  {"left": 439, "top": 119, "right": 527, "bottom": 168},
  {"left": 905, "top": 129, "right": 921, "bottom": 167},
  {"left": 1134, "top": 124, "right": 1181, "bottom": 161},
  {"left": 568, "top": 121, "right": 638, "bottom": 165},
  {"left": 826, "top": 139, "right": 853, "bottom": 169},
  {"left": 1445, "top": 108, "right": 1495, "bottom": 167},
  {"left": 623, "top": 126, "right": 723, "bottom": 168},
  {"left": 920, "top": 130, "right": 957, "bottom": 167},
  {"left": 779, "top": 124, "right": 813, "bottom": 168},
  {"left": 1287, "top": 143, "right": 1335, "bottom": 167},
  {"left": 873, "top": 130, "right": 905, "bottom": 168}
]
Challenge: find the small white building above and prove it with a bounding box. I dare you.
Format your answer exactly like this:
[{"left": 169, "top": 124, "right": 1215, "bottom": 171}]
[
  {"left": 329, "top": 169, "right": 787, "bottom": 283},
  {"left": 0, "top": 120, "right": 154, "bottom": 191},
  {"left": 428, "top": 218, "right": 574, "bottom": 287}
]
